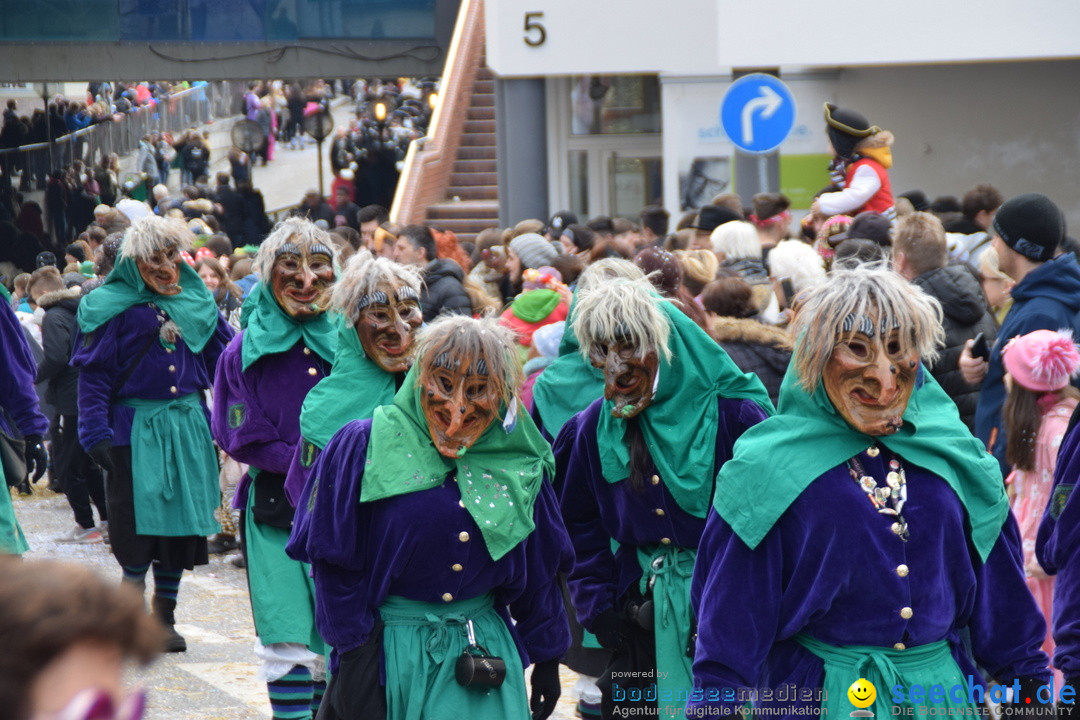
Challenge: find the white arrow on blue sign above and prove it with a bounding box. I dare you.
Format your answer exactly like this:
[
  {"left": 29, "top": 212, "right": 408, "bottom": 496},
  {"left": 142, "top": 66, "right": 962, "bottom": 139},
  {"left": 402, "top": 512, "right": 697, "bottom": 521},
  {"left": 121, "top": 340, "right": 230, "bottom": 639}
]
[{"left": 720, "top": 73, "right": 796, "bottom": 154}]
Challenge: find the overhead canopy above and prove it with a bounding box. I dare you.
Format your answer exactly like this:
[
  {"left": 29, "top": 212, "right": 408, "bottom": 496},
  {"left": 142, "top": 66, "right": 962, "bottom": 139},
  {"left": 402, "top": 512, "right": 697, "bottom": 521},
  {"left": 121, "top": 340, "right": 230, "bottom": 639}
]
[{"left": 0, "top": 0, "right": 460, "bottom": 81}]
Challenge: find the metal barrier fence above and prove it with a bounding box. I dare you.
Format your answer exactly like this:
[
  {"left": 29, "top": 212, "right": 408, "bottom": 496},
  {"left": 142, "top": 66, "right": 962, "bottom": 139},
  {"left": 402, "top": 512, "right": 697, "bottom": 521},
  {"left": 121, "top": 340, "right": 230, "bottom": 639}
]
[{"left": 0, "top": 81, "right": 245, "bottom": 190}]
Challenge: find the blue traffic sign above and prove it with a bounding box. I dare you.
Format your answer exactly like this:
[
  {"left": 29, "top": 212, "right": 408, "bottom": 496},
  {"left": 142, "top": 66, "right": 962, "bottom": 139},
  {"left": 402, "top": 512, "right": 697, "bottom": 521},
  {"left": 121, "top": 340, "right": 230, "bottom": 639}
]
[{"left": 720, "top": 74, "right": 796, "bottom": 154}]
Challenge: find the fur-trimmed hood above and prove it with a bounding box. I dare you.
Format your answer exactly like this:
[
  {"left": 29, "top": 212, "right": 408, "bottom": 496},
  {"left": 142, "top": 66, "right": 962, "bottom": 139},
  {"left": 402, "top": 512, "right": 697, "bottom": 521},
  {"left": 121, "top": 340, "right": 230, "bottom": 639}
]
[
  {"left": 35, "top": 286, "right": 82, "bottom": 310},
  {"left": 711, "top": 316, "right": 793, "bottom": 350}
]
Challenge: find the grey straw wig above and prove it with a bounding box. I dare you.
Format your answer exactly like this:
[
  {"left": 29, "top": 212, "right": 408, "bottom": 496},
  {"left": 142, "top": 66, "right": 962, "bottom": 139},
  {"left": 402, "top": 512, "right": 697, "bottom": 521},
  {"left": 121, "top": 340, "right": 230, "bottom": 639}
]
[
  {"left": 790, "top": 263, "right": 944, "bottom": 392},
  {"left": 254, "top": 217, "right": 338, "bottom": 280},
  {"left": 331, "top": 250, "right": 424, "bottom": 324},
  {"left": 414, "top": 315, "right": 523, "bottom": 406}
]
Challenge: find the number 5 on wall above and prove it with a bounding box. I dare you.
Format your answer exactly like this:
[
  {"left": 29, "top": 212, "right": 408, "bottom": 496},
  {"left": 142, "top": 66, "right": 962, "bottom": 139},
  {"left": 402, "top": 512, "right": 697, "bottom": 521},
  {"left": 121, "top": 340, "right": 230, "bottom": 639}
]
[{"left": 524, "top": 12, "right": 546, "bottom": 47}]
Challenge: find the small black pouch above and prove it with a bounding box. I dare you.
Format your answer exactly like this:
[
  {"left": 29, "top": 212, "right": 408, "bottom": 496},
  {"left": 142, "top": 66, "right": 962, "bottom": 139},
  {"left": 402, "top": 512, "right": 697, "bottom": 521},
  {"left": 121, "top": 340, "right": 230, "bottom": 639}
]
[
  {"left": 454, "top": 620, "right": 506, "bottom": 690},
  {"left": 250, "top": 471, "right": 294, "bottom": 529}
]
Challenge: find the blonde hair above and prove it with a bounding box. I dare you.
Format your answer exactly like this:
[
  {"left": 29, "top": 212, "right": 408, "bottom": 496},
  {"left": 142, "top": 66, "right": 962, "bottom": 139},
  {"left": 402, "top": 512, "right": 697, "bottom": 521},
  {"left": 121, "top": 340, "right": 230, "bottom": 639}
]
[
  {"left": 893, "top": 212, "right": 947, "bottom": 276},
  {"left": 255, "top": 217, "right": 338, "bottom": 280},
  {"left": 576, "top": 258, "right": 645, "bottom": 293},
  {"left": 978, "top": 246, "right": 1013, "bottom": 282},
  {"left": 710, "top": 220, "right": 760, "bottom": 261},
  {"left": 573, "top": 278, "right": 672, "bottom": 362},
  {"left": 329, "top": 250, "right": 423, "bottom": 324},
  {"left": 791, "top": 263, "right": 944, "bottom": 392},
  {"left": 415, "top": 315, "right": 522, "bottom": 406},
  {"left": 119, "top": 215, "right": 194, "bottom": 261}
]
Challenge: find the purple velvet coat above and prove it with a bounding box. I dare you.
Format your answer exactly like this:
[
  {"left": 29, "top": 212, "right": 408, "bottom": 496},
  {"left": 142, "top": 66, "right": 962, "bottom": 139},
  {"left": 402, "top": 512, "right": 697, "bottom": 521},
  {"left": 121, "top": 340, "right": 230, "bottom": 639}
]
[
  {"left": 71, "top": 305, "right": 233, "bottom": 451},
  {"left": 553, "top": 396, "right": 769, "bottom": 630},
  {"left": 1036, "top": 417, "right": 1080, "bottom": 678},
  {"left": 211, "top": 335, "right": 330, "bottom": 508},
  {"left": 688, "top": 451, "right": 1051, "bottom": 717},
  {"left": 285, "top": 419, "right": 574, "bottom": 673},
  {"left": 1, "top": 301, "right": 49, "bottom": 438}
]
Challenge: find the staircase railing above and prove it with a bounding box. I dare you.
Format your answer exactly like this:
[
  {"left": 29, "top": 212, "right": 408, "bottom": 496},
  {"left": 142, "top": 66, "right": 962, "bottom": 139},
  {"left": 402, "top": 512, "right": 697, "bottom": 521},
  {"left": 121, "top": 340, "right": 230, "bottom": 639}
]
[{"left": 390, "top": 0, "right": 485, "bottom": 225}]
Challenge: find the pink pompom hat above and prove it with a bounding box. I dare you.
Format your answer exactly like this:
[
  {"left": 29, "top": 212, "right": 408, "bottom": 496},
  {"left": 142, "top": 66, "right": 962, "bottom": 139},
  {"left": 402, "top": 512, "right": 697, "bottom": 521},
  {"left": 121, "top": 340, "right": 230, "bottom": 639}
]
[{"left": 1002, "top": 329, "right": 1080, "bottom": 392}]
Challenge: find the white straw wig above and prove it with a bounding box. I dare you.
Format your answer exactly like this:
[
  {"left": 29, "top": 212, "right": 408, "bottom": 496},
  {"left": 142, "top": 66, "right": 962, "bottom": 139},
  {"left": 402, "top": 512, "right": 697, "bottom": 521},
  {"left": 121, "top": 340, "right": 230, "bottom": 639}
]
[
  {"left": 119, "top": 215, "right": 194, "bottom": 261},
  {"left": 573, "top": 278, "right": 672, "bottom": 362},
  {"left": 790, "top": 263, "right": 944, "bottom": 392},
  {"left": 254, "top": 217, "right": 338, "bottom": 280}
]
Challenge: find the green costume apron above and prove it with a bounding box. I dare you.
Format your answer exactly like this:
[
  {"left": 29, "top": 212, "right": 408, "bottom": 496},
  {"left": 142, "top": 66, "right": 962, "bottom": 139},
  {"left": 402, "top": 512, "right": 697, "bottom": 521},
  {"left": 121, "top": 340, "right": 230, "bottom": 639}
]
[
  {"left": 0, "top": 491, "right": 29, "bottom": 555},
  {"left": 637, "top": 545, "right": 695, "bottom": 717},
  {"left": 796, "top": 634, "right": 971, "bottom": 717},
  {"left": 380, "top": 593, "right": 530, "bottom": 720},
  {"left": 245, "top": 481, "right": 327, "bottom": 650},
  {"left": 120, "top": 393, "right": 219, "bottom": 537}
]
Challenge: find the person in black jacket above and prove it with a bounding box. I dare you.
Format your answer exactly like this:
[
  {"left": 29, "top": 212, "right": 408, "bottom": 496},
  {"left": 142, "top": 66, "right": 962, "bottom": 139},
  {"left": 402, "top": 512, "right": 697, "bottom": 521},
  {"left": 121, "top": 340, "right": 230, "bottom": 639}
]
[
  {"left": 701, "top": 276, "right": 792, "bottom": 407},
  {"left": 893, "top": 211, "right": 996, "bottom": 431},
  {"left": 391, "top": 224, "right": 471, "bottom": 321},
  {"left": 211, "top": 172, "right": 247, "bottom": 247},
  {"left": 28, "top": 267, "right": 107, "bottom": 543}
]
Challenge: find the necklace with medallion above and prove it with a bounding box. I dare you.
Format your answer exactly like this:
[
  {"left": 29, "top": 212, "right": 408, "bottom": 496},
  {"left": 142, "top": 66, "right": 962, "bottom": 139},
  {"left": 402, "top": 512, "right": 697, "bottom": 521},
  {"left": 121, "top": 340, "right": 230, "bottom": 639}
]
[{"left": 848, "top": 447, "right": 909, "bottom": 541}]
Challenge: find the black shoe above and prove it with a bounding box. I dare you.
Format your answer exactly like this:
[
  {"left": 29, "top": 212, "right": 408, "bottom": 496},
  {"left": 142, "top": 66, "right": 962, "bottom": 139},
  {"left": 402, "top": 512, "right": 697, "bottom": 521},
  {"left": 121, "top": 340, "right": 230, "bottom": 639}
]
[
  {"left": 207, "top": 535, "right": 238, "bottom": 555},
  {"left": 16, "top": 479, "right": 31, "bottom": 496},
  {"left": 162, "top": 625, "right": 187, "bottom": 653}
]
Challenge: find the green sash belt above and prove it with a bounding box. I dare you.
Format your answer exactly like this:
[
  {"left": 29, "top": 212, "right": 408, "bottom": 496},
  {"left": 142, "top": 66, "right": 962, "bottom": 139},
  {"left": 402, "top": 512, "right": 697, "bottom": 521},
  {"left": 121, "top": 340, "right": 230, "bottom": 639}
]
[
  {"left": 795, "top": 633, "right": 971, "bottom": 717},
  {"left": 0, "top": 490, "right": 28, "bottom": 555},
  {"left": 637, "top": 544, "right": 696, "bottom": 717},
  {"left": 119, "top": 393, "right": 220, "bottom": 537},
  {"left": 379, "top": 594, "right": 530, "bottom": 720}
]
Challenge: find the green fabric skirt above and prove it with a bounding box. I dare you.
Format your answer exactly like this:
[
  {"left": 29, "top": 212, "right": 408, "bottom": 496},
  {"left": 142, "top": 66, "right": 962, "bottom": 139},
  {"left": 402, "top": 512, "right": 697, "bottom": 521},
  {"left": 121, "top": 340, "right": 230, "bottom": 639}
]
[
  {"left": 244, "top": 486, "right": 327, "bottom": 651},
  {"left": 0, "top": 489, "right": 28, "bottom": 555},
  {"left": 379, "top": 593, "right": 529, "bottom": 720},
  {"left": 637, "top": 545, "right": 695, "bottom": 717},
  {"left": 120, "top": 393, "right": 219, "bottom": 537},
  {"left": 796, "top": 633, "right": 971, "bottom": 717}
]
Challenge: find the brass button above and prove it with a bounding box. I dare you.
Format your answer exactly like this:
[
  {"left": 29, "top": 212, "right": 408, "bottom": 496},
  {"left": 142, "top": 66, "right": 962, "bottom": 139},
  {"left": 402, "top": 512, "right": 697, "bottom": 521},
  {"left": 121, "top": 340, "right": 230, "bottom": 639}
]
[
  {"left": 866, "top": 446, "right": 880, "bottom": 457},
  {"left": 168, "top": 365, "right": 176, "bottom": 372},
  {"left": 442, "top": 593, "right": 453, "bottom": 602},
  {"left": 896, "top": 564, "right": 909, "bottom": 578},
  {"left": 307, "top": 367, "right": 317, "bottom": 376},
  {"left": 660, "top": 537, "right": 671, "bottom": 545},
  {"left": 458, "top": 500, "right": 465, "bottom": 508},
  {"left": 650, "top": 475, "right": 660, "bottom": 485},
  {"left": 303, "top": 347, "right": 311, "bottom": 355},
  {"left": 169, "top": 386, "right": 178, "bottom": 394},
  {"left": 166, "top": 348, "right": 173, "bottom": 354},
  {"left": 900, "top": 607, "right": 913, "bottom": 619},
  {"left": 452, "top": 563, "right": 463, "bottom": 572},
  {"left": 893, "top": 642, "right": 906, "bottom": 650},
  {"left": 458, "top": 531, "right": 470, "bottom": 542},
  {"left": 654, "top": 508, "right": 665, "bottom": 517}
]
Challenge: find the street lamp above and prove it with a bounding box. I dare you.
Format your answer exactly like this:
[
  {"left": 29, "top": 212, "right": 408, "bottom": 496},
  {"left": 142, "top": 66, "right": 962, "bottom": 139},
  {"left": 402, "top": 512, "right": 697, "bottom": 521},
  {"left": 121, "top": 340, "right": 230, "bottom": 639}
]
[{"left": 428, "top": 92, "right": 439, "bottom": 112}]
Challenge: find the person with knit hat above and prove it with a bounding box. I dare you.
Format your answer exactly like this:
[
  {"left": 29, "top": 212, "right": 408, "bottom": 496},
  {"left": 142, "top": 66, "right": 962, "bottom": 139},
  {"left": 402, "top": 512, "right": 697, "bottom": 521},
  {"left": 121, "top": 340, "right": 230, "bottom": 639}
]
[
  {"left": 509, "top": 232, "right": 560, "bottom": 281},
  {"left": 554, "top": 278, "right": 771, "bottom": 719},
  {"left": 812, "top": 103, "right": 896, "bottom": 221},
  {"left": 960, "top": 192, "right": 1080, "bottom": 471},
  {"left": 71, "top": 215, "right": 235, "bottom": 651},
  {"left": 687, "top": 265, "right": 1052, "bottom": 719},
  {"left": 211, "top": 217, "right": 337, "bottom": 719},
  {"left": 499, "top": 266, "right": 571, "bottom": 362},
  {"left": 1000, "top": 330, "right": 1080, "bottom": 688},
  {"left": 286, "top": 315, "right": 573, "bottom": 720}
]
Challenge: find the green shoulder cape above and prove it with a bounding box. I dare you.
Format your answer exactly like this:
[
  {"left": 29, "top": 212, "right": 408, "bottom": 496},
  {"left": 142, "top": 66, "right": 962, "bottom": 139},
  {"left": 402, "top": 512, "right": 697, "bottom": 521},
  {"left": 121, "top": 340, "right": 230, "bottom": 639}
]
[
  {"left": 299, "top": 316, "right": 399, "bottom": 449},
  {"left": 530, "top": 299, "right": 605, "bottom": 437},
  {"left": 239, "top": 282, "right": 336, "bottom": 370},
  {"left": 77, "top": 256, "right": 218, "bottom": 352},
  {"left": 595, "top": 298, "right": 773, "bottom": 519},
  {"left": 712, "top": 363, "right": 1008, "bottom": 562},
  {"left": 362, "top": 364, "right": 555, "bottom": 561}
]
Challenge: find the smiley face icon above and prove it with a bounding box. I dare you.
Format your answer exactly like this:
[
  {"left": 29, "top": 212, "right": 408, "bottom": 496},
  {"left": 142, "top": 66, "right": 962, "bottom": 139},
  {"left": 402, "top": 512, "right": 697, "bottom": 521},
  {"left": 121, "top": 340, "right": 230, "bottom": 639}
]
[{"left": 848, "top": 678, "right": 877, "bottom": 709}]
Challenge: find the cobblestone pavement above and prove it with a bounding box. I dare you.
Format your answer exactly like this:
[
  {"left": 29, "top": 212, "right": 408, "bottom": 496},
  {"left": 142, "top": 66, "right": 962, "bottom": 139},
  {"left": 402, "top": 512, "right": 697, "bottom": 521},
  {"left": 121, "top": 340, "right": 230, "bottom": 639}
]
[{"left": 13, "top": 484, "right": 585, "bottom": 719}]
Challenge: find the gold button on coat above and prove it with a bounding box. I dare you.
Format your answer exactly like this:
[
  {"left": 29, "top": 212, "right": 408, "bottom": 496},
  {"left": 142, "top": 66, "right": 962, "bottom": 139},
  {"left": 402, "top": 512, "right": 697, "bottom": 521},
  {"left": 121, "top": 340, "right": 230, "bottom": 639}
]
[
  {"left": 169, "top": 386, "right": 177, "bottom": 394},
  {"left": 896, "top": 564, "right": 909, "bottom": 577},
  {"left": 650, "top": 475, "right": 660, "bottom": 485},
  {"left": 303, "top": 347, "right": 311, "bottom": 355},
  {"left": 654, "top": 509, "right": 665, "bottom": 517},
  {"left": 308, "top": 367, "right": 317, "bottom": 376},
  {"left": 893, "top": 642, "right": 906, "bottom": 650},
  {"left": 660, "top": 537, "right": 671, "bottom": 545},
  {"left": 900, "top": 607, "right": 913, "bottom": 619},
  {"left": 458, "top": 532, "right": 470, "bottom": 542},
  {"left": 452, "top": 564, "right": 463, "bottom": 572},
  {"left": 168, "top": 365, "right": 176, "bottom": 372},
  {"left": 442, "top": 593, "right": 453, "bottom": 602}
]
